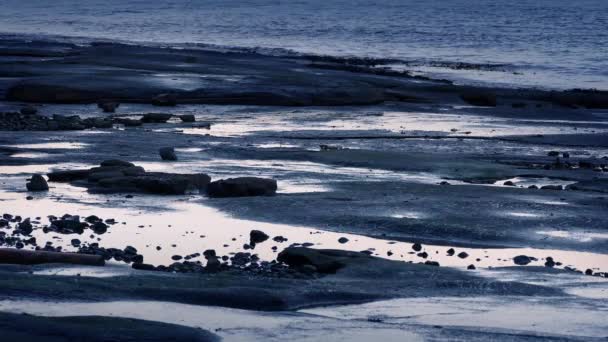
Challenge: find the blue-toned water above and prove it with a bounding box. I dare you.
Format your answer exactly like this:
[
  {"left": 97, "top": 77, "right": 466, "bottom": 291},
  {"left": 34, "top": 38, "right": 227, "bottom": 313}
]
[{"left": 0, "top": 0, "right": 606, "bottom": 90}]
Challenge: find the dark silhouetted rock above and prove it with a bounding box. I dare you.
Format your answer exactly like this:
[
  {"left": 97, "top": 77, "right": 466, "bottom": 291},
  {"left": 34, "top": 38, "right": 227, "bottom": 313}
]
[
  {"left": 26, "top": 174, "right": 48, "bottom": 191},
  {"left": 141, "top": 113, "right": 172, "bottom": 123},
  {"left": 513, "top": 255, "right": 536, "bottom": 265},
  {"left": 412, "top": 243, "right": 422, "bottom": 251},
  {"left": 277, "top": 247, "right": 353, "bottom": 274},
  {"left": 100, "top": 160, "right": 135, "bottom": 168},
  {"left": 207, "top": 177, "right": 277, "bottom": 198},
  {"left": 250, "top": 230, "right": 269, "bottom": 244},
  {"left": 179, "top": 114, "right": 195, "bottom": 122},
  {"left": 159, "top": 147, "right": 178, "bottom": 161},
  {"left": 338, "top": 237, "right": 349, "bottom": 244}
]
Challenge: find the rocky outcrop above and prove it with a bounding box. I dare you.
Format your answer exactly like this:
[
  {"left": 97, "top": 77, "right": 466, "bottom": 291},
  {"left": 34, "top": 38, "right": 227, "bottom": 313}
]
[
  {"left": 0, "top": 248, "right": 104, "bottom": 266},
  {"left": 277, "top": 247, "right": 367, "bottom": 274},
  {"left": 47, "top": 160, "right": 210, "bottom": 195},
  {"left": 0, "top": 112, "right": 113, "bottom": 131},
  {"left": 141, "top": 113, "right": 173, "bottom": 123},
  {"left": 206, "top": 177, "right": 277, "bottom": 198}
]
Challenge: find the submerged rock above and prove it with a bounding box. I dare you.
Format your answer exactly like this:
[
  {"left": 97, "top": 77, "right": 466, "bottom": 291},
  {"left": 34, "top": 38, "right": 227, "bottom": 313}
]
[
  {"left": 207, "top": 177, "right": 277, "bottom": 198},
  {"left": 26, "top": 174, "right": 49, "bottom": 192}
]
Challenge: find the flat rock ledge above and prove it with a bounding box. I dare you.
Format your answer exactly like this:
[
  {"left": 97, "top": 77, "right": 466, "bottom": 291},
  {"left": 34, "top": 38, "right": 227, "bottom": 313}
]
[{"left": 48, "top": 160, "right": 210, "bottom": 195}]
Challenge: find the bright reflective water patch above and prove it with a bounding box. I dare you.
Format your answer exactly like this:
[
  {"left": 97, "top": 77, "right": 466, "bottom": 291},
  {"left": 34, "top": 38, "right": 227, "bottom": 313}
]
[{"left": 6, "top": 142, "right": 89, "bottom": 149}]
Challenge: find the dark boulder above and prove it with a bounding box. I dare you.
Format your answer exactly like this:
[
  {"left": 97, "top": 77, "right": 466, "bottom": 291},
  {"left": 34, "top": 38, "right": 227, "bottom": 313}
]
[
  {"left": 513, "top": 255, "right": 537, "bottom": 266},
  {"left": 47, "top": 169, "right": 91, "bottom": 182},
  {"left": 207, "top": 177, "right": 277, "bottom": 198},
  {"left": 179, "top": 114, "right": 195, "bottom": 122},
  {"left": 277, "top": 247, "right": 351, "bottom": 274},
  {"left": 460, "top": 91, "right": 497, "bottom": 107},
  {"left": 26, "top": 174, "right": 49, "bottom": 191},
  {"left": 141, "top": 113, "right": 172, "bottom": 123},
  {"left": 250, "top": 230, "right": 269, "bottom": 244},
  {"left": 159, "top": 147, "right": 178, "bottom": 161},
  {"left": 100, "top": 160, "right": 135, "bottom": 168}
]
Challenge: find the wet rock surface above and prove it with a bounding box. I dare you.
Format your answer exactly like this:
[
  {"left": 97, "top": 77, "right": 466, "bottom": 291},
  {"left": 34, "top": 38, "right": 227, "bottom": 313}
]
[
  {"left": 207, "top": 177, "right": 278, "bottom": 198},
  {"left": 48, "top": 160, "right": 210, "bottom": 195}
]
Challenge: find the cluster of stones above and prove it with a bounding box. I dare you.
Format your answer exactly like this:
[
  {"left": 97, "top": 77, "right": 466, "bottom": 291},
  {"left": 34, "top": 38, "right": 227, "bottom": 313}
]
[
  {"left": 44, "top": 159, "right": 277, "bottom": 197},
  {"left": 0, "top": 107, "right": 201, "bottom": 131},
  {"left": 47, "top": 159, "right": 211, "bottom": 195}
]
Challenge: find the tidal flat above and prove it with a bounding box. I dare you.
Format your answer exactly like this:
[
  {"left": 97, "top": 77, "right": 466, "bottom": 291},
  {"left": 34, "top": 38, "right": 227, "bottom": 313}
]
[{"left": 0, "top": 38, "right": 607, "bottom": 341}]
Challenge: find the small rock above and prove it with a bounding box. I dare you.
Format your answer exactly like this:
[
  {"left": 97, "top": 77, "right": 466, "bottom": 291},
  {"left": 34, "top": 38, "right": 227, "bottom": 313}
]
[
  {"left": 513, "top": 255, "right": 536, "bottom": 265},
  {"left": 467, "top": 264, "right": 476, "bottom": 270},
  {"left": 412, "top": 243, "right": 422, "bottom": 252},
  {"left": 338, "top": 237, "right": 349, "bottom": 244},
  {"left": 457, "top": 252, "right": 469, "bottom": 259}
]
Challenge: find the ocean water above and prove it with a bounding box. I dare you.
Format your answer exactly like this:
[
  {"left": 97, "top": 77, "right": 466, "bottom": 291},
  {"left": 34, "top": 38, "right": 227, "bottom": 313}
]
[{"left": 0, "top": 0, "right": 606, "bottom": 90}]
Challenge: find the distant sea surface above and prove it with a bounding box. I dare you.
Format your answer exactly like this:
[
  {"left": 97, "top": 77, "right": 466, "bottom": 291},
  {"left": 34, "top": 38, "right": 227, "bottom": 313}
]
[{"left": 0, "top": 0, "right": 606, "bottom": 90}]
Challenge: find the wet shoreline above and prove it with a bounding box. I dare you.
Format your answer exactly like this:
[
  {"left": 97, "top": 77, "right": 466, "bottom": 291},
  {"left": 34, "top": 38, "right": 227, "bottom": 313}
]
[{"left": 0, "top": 36, "right": 607, "bottom": 340}]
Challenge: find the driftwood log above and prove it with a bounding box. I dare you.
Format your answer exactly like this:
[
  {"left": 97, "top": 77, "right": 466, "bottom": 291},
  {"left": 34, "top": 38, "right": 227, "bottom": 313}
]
[{"left": 0, "top": 248, "right": 105, "bottom": 266}]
